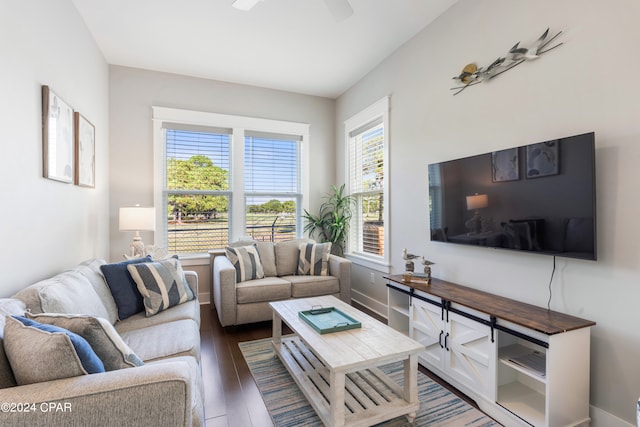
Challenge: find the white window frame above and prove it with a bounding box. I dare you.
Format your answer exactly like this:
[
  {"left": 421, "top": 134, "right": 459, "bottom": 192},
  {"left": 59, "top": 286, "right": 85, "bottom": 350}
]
[
  {"left": 152, "top": 107, "right": 310, "bottom": 255},
  {"left": 344, "top": 97, "right": 391, "bottom": 272}
]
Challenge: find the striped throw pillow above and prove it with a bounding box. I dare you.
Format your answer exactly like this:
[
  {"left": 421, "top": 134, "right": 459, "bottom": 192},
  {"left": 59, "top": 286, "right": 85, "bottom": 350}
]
[
  {"left": 127, "top": 257, "right": 194, "bottom": 317},
  {"left": 225, "top": 244, "right": 265, "bottom": 282},
  {"left": 297, "top": 242, "right": 331, "bottom": 276}
]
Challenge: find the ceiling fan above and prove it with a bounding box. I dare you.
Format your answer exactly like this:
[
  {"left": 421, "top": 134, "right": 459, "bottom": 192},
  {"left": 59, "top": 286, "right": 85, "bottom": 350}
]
[{"left": 232, "top": 0, "right": 354, "bottom": 22}]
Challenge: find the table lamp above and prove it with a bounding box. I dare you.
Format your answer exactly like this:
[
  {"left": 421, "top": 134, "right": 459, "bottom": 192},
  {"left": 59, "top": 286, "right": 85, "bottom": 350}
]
[
  {"left": 465, "top": 193, "right": 488, "bottom": 234},
  {"left": 119, "top": 206, "right": 156, "bottom": 258}
]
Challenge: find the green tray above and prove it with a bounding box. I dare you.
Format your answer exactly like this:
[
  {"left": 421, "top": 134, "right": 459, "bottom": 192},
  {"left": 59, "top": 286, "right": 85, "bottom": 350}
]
[{"left": 298, "top": 307, "right": 362, "bottom": 334}]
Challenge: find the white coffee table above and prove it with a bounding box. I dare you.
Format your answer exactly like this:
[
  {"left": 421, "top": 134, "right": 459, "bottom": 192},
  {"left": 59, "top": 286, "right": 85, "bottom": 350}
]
[{"left": 270, "top": 295, "right": 424, "bottom": 427}]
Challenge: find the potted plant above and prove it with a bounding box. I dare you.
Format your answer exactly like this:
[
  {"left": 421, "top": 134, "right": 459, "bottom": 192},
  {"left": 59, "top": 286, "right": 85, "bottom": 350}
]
[{"left": 302, "top": 184, "right": 354, "bottom": 256}]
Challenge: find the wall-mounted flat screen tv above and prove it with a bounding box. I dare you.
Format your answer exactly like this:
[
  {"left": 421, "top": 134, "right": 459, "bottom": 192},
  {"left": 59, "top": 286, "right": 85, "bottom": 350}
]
[{"left": 428, "top": 132, "right": 596, "bottom": 260}]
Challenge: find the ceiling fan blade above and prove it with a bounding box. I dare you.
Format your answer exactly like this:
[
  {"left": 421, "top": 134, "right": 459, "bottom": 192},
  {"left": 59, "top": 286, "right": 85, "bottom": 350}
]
[
  {"left": 323, "top": 0, "right": 353, "bottom": 22},
  {"left": 232, "top": 0, "right": 263, "bottom": 11}
]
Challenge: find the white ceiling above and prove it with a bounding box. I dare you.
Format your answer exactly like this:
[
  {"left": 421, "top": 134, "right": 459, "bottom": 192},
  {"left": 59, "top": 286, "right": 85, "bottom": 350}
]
[{"left": 71, "top": 0, "right": 457, "bottom": 98}]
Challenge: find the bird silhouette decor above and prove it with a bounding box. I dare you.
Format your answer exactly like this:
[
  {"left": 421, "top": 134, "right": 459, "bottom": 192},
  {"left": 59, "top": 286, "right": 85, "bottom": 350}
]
[
  {"left": 421, "top": 257, "right": 435, "bottom": 284},
  {"left": 451, "top": 28, "right": 563, "bottom": 95},
  {"left": 402, "top": 248, "right": 420, "bottom": 273}
]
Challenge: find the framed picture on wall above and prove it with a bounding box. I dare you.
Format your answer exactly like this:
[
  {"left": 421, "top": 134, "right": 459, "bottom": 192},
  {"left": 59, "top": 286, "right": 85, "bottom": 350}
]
[
  {"left": 42, "top": 85, "right": 74, "bottom": 183},
  {"left": 491, "top": 147, "right": 519, "bottom": 182},
  {"left": 526, "top": 141, "right": 559, "bottom": 178},
  {"left": 74, "top": 112, "right": 95, "bottom": 188}
]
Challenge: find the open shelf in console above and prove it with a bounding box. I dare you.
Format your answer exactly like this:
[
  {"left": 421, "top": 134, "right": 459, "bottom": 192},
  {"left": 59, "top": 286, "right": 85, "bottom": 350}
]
[
  {"left": 497, "top": 330, "right": 548, "bottom": 427},
  {"left": 387, "top": 282, "right": 410, "bottom": 335}
]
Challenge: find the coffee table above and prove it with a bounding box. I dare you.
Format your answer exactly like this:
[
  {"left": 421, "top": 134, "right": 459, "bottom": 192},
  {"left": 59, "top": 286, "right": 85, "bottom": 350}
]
[{"left": 270, "top": 295, "right": 424, "bottom": 427}]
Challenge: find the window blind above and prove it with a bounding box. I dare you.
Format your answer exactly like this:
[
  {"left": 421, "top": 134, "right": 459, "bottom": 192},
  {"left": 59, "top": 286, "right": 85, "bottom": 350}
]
[
  {"left": 244, "top": 134, "right": 299, "bottom": 194},
  {"left": 349, "top": 120, "right": 385, "bottom": 256},
  {"left": 166, "top": 129, "right": 230, "bottom": 191}
]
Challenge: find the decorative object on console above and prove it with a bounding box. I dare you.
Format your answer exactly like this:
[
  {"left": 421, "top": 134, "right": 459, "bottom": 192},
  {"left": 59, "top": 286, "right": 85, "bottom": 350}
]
[
  {"left": 465, "top": 193, "right": 488, "bottom": 234},
  {"left": 119, "top": 205, "right": 156, "bottom": 258},
  {"left": 42, "top": 85, "right": 74, "bottom": 183},
  {"left": 402, "top": 248, "right": 420, "bottom": 272},
  {"left": 74, "top": 112, "right": 95, "bottom": 188},
  {"left": 421, "top": 257, "right": 434, "bottom": 284},
  {"left": 451, "top": 28, "right": 563, "bottom": 95}
]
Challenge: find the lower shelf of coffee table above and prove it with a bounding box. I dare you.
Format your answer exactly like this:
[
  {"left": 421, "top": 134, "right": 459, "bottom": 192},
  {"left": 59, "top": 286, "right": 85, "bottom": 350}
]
[{"left": 272, "top": 335, "right": 419, "bottom": 427}]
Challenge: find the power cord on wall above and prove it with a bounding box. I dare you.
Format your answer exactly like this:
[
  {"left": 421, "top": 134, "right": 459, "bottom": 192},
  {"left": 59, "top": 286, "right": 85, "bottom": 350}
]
[{"left": 547, "top": 256, "right": 556, "bottom": 310}]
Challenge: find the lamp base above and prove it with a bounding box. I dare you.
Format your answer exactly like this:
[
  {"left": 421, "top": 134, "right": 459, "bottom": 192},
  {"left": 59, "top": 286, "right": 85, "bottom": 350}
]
[
  {"left": 465, "top": 211, "right": 482, "bottom": 234},
  {"left": 130, "top": 233, "right": 146, "bottom": 258}
]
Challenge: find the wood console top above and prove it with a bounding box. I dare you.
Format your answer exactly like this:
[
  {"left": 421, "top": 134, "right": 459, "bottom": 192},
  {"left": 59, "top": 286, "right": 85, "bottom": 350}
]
[{"left": 386, "top": 275, "right": 595, "bottom": 335}]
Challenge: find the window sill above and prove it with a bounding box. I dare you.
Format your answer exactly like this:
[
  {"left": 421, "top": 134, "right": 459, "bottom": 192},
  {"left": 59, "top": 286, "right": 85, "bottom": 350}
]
[
  {"left": 345, "top": 253, "right": 391, "bottom": 274},
  {"left": 176, "top": 253, "right": 211, "bottom": 267}
]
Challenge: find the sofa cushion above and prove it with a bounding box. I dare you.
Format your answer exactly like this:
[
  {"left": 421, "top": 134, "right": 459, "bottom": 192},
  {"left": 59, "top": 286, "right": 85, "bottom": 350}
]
[
  {"left": 0, "top": 298, "right": 26, "bottom": 338},
  {"left": 71, "top": 258, "right": 119, "bottom": 324},
  {"left": 288, "top": 275, "right": 340, "bottom": 298},
  {"left": 120, "top": 319, "right": 200, "bottom": 362},
  {"left": 4, "top": 316, "right": 105, "bottom": 385},
  {"left": 236, "top": 277, "right": 291, "bottom": 304},
  {"left": 297, "top": 242, "right": 331, "bottom": 276},
  {"left": 127, "top": 258, "right": 194, "bottom": 317},
  {"left": 255, "top": 242, "right": 277, "bottom": 277},
  {"left": 0, "top": 299, "right": 26, "bottom": 388},
  {"left": 0, "top": 339, "right": 16, "bottom": 389},
  {"left": 14, "top": 271, "right": 112, "bottom": 321},
  {"left": 225, "top": 244, "right": 265, "bottom": 282},
  {"left": 230, "top": 240, "right": 277, "bottom": 277},
  {"left": 27, "top": 313, "right": 143, "bottom": 371},
  {"left": 275, "top": 238, "right": 312, "bottom": 276},
  {"left": 100, "top": 256, "right": 152, "bottom": 320},
  {"left": 115, "top": 299, "right": 200, "bottom": 334}
]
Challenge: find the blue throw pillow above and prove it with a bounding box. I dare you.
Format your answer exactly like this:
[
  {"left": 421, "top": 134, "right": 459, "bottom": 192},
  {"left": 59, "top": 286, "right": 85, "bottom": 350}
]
[
  {"left": 12, "top": 316, "right": 105, "bottom": 374},
  {"left": 100, "top": 256, "right": 152, "bottom": 320}
]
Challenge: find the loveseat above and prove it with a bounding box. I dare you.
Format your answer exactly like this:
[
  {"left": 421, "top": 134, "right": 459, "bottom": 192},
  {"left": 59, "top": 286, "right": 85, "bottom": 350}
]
[
  {"left": 213, "top": 238, "right": 351, "bottom": 326},
  {"left": 0, "top": 257, "right": 203, "bottom": 427}
]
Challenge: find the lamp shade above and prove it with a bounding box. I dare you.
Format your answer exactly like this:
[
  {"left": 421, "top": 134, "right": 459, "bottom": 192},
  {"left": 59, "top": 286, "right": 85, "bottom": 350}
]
[
  {"left": 119, "top": 207, "right": 156, "bottom": 231},
  {"left": 466, "top": 194, "right": 488, "bottom": 210}
]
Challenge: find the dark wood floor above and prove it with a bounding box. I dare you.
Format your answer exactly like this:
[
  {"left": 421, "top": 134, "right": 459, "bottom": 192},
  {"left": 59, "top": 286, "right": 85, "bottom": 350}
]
[{"left": 199, "top": 302, "right": 479, "bottom": 427}]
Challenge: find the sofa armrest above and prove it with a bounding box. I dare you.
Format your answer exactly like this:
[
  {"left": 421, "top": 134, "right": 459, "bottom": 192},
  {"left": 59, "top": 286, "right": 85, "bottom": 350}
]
[
  {"left": 0, "top": 359, "right": 197, "bottom": 427},
  {"left": 329, "top": 255, "right": 351, "bottom": 304},
  {"left": 213, "top": 256, "right": 237, "bottom": 326},
  {"left": 184, "top": 270, "right": 198, "bottom": 298}
]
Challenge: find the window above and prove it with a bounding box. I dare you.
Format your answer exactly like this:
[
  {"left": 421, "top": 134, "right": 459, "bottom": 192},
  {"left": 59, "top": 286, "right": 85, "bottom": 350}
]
[
  {"left": 153, "top": 107, "right": 309, "bottom": 255},
  {"left": 345, "top": 97, "right": 389, "bottom": 269},
  {"left": 164, "top": 126, "right": 231, "bottom": 254},
  {"left": 244, "top": 132, "right": 301, "bottom": 243}
]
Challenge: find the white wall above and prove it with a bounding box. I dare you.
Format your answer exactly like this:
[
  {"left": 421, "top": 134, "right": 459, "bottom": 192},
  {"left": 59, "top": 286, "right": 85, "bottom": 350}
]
[
  {"left": 0, "top": 0, "right": 109, "bottom": 296},
  {"left": 108, "top": 66, "right": 336, "bottom": 300},
  {"left": 336, "top": 0, "right": 640, "bottom": 424}
]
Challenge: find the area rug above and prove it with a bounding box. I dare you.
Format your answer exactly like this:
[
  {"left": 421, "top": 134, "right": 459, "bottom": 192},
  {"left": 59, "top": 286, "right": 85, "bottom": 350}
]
[{"left": 239, "top": 338, "right": 500, "bottom": 427}]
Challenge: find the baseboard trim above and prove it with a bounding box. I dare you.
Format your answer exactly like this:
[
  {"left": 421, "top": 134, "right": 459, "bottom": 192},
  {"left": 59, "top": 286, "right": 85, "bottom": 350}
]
[
  {"left": 590, "top": 405, "right": 634, "bottom": 427},
  {"left": 351, "top": 290, "right": 388, "bottom": 320},
  {"left": 198, "top": 292, "right": 210, "bottom": 305}
]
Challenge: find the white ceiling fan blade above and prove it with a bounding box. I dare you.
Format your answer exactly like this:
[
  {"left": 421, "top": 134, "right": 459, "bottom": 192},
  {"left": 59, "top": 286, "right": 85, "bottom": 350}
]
[
  {"left": 323, "top": 0, "right": 354, "bottom": 22},
  {"left": 232, "top": 0, "right": 263, "bottom": 11}
]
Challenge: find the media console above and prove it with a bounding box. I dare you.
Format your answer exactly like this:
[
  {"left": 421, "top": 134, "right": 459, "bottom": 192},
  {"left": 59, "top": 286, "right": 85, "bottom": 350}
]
[{"left": 385, "top": 274, "right": 595, "bottom": 427}]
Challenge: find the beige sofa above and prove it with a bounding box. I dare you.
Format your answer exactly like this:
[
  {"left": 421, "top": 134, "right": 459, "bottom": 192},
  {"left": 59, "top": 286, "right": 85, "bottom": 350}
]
[
  {"left": 0, "top": 258, "right": 203, "bottom": 427},
  {"left": 213, "top": 238, "right": 351, "bottom": 326}
]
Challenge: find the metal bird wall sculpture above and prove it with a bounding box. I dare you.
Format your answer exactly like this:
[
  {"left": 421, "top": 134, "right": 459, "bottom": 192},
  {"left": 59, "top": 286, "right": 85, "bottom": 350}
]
[{"left": 451, "top": 28, "right": 563, "bottom": 95}]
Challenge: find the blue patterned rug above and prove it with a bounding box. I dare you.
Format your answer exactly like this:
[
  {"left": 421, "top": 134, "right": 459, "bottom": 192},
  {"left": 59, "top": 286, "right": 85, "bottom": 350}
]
[{"left": 239, "top": 338, "right": 500, "bottom": 427}]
